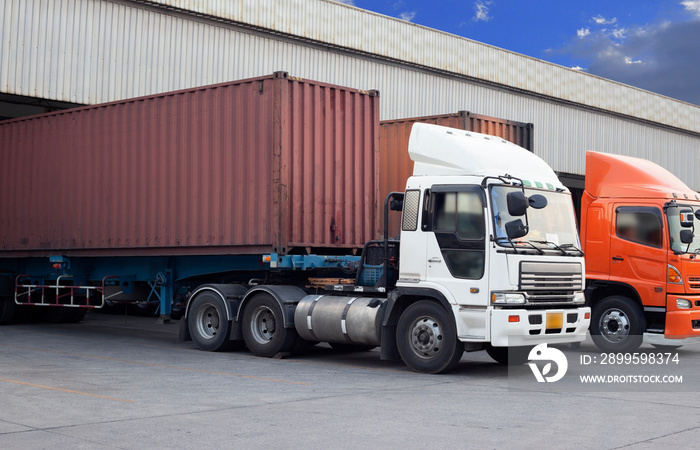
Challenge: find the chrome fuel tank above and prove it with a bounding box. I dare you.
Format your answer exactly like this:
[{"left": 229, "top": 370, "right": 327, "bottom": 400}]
[{"left": 294, "top": 296, "right": 386, "bottom": 346}]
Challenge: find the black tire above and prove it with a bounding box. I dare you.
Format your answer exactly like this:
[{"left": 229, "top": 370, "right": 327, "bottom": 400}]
[
  {"left": 187, "top": 291, "right": 234, "bottom": 352},
  {"left": 0, "top": 297, "right": 16, "bottom": 325},
  {"left": 241, "top": 293, "right": 297, "bottom": 357},
  {"left": 328, "top": 342, "right": 376, "bottom": 352},
  {"left": 486, "top": 345, "right": 532, "bottom": 365},
  {"left": 590, "top": 295, "right": 645, "bottom": 353},
  {"left": 396, "top": 300, "right": 464, "bottom": 374}
]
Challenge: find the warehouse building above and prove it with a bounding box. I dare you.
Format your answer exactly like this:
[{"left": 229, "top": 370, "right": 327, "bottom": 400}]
[{"left": 2, "top": 0, "right": 699, "bottom": 190}]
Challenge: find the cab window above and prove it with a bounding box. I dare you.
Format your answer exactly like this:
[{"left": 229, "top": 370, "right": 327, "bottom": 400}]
[
  {"left": 615, "top": 207, "right": 663, "bottom": 248},
  {"left": 430, "top": 187, "right": 486, "bottom": 279}
]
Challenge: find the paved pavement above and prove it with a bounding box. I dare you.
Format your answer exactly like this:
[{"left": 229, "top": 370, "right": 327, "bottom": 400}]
[{"left": 1, "top": 311, "right": 699, "bottom": 449}]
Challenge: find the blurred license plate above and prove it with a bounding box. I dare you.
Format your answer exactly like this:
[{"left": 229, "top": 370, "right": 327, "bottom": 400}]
[{"left": 546, "top": 313, "right": 563, "bottom": 329}]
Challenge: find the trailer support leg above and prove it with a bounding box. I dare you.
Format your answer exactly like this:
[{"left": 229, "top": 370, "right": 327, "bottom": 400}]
[{"left": 157, "top": 270, "right": 173, "bottom": 324}]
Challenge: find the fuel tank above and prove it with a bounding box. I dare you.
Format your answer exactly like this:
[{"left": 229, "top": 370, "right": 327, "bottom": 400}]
[{"left": 294, "top": 295, "right": 387, "bottom": 346}]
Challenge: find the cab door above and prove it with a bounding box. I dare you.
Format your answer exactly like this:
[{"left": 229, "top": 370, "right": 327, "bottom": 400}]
[
  {"left": 423, "top": 185, "right": 488, "bottom": 307},
  {"left": 609, "top": 205, "right": 667, "bottom": 307}
]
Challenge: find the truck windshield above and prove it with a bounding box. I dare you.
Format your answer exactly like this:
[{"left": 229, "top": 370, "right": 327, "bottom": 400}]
[
  {"left": 667, "top": 204, "right": 700, "bottom": 253},
  {"left": 489, "top": 185, "right": 581, "bottom": 250}
]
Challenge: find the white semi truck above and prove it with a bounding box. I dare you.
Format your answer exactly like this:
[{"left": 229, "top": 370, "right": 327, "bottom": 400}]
[{"left": 181, "top": 123, "right": 591, "bottom": 373}]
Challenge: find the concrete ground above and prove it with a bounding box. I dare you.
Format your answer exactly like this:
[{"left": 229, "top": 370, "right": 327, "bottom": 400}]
[{"left": 1, "top": 311, "right": 699, "bottom": 449}]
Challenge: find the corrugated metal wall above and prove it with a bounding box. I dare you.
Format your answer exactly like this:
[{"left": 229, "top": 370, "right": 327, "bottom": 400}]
[
  {"left": 0, "top": 73, "right": 379, "bottom": 256},
  {"left": 128, "top": 0, "right": 700, "bottom": 134},
  {"left": 2, "top": 0, "right": 700, "bottom": 189}
]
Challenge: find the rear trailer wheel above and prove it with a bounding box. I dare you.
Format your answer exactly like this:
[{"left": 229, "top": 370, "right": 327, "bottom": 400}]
[
  {"left": 396, "top": 300, "right": 463, "bottom": 374},
  {"left": 486, "top": 345, "right": 532, "bottom": 365},
  {"left": 187, "top": 291, "right": 234, "bottom": 352},
  {"left": 590, "top": 295, "right": 645, "bottom": 353},
  {"left": 0, "top": 297, "right": 16, "bottom": 325},
  {"left": 242, "top": 293, "right": 297, "bottom": 357}
]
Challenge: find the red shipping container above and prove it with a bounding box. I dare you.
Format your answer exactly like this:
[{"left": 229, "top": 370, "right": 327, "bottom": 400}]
[{"left": 0, "top": 72, "right": 380, "bottom": 257}]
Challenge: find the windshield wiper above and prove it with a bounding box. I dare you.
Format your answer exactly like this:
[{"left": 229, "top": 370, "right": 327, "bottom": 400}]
[
  {"left": 532, "top": 240, "right": 568, "bottom": 255},
  {"left": 512, "top": 240, "right": 545, "bottom": 255},
  {"left": 560, "top": 243, "right": 585, "bottom": 256}
]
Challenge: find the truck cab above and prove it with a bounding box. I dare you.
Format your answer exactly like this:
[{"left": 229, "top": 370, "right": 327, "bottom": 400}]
[
  {"left": 394, "top": 124, "right": 590, "bottom": 363},
  {"left": 581, "top": 151, "right": 700, "bottom": 351}
]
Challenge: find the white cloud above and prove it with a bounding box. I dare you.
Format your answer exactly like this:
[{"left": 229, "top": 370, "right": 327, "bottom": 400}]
[
  {"left": 577, "top": 27, "right": 591, "bottom": 38},
  {"left": 400, "top": 11, "right": 416, "bottom": 22},
  {"left": 611, "top": 28, "right": 627, "bottom": 39},
  {"left": 473, "top": 1, "right": 493, "bottom": 22},
  {"left": 333, "top": 0, "right": 355, "bottom": 5},
  {"left": 571, "top": 66, "right": 587, "bottom": 71},
  {"left": 556, "top": 18, "right": 700, "bottom": 105},
  {"left": 593, "top": 15, "right": 617, "bottom": 25},
  {"left": 682, "top": 1, "right": 700, "bottom": 17}
]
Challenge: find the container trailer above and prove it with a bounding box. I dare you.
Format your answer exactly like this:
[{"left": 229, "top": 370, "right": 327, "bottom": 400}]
[{"left": 0, "top": 74, "right": 589, "bottom": 372}]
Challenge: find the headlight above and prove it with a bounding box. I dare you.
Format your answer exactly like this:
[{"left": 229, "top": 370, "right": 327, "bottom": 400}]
[
  {"left": 491, "top": 292, "right": 526, "bottom": 305},
  {"left": 573, "top": 292, "right": 585, "bottom": 304},
  {"left": 677, "top": 298, "right": 692, "bottom": 309}
]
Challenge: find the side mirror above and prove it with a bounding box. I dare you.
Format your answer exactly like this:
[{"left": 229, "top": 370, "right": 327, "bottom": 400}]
[
  {"left": 505, "top": 219, "right": 528, "bottom": 239},
  {"left": 528, "top": 194, "right": 548, "bottom": 209},
  {"left": 506, "top": 191, "right": 528, "bottom": 217},
  {"left": 680, "top": 229, "right": 694, "bottom": 244},
  {"left": 390, "top": 198, "right": 404, "bottom": 211},
  {"left": 680, "top": 209, "right": 694, "bottom": 228}
]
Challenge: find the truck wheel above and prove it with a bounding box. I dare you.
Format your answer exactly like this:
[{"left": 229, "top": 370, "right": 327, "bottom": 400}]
[
  {"left": 590, "top": 295, "right": 645, "bottom": 352},
  {"left": 187, "top": 291, "right": 234, "bottom": 352},
  {"left": 396, "top": 300, "right": 463, "bottom": 374},
  {"left": 0, "top": 297, "right": 16, "bottom": 325},
  {"left": 242, "top": 293, "right": 297, "bottom": 357},
  {"left": 486, "top": 345, "right": 532, "bottom": 365}
]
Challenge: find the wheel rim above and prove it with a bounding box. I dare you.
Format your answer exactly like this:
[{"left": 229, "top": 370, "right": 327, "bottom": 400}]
[
  {"left": 408, "top": 315, "right": 443, "bottom": 359},
  {"left": 194, "top": 303, "right": 221, "bottom": 340},
  {"left": 249, "top": 305, "right": 277, "bottom": 345},
  {"left": 599, "top": 308, "right": 631, "bottom": 343}
]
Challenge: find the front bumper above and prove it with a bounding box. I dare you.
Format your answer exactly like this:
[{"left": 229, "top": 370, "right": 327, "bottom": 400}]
[
  {"left": 490, "top": 307, "right": 591, "bottom": 347},
  {"left": 662, "top": 296, "right": 700, "bottom": 340}
]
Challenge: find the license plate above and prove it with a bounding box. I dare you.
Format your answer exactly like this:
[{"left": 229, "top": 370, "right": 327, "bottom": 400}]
[{"left": 546, "top": 312, "right": 563, "bottom": 329}]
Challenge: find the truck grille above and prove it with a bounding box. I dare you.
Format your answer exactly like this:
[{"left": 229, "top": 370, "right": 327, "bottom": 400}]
[
  {"left": 688, "top": 277, "right": 700, "bottom": 289},
  {"left": 519, "top": 262, "right": 583, "bottom": 304}
]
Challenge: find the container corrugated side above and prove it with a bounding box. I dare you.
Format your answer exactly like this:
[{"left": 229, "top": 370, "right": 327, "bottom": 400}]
[
  {"left": 0, "top": 72, "right": 379, "bottom": 257},
  {"left": 379, "top": 111, "right": 533, "bottom": 236}
]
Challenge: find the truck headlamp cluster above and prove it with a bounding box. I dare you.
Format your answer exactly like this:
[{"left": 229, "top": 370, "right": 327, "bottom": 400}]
[
  {"left": 676, "top": 298, "right": 692, "bottom": 309},
  {"left": 491, "top": 292, "right": 526, "bottom": 305},
  {"left": 573, "top": 292, "right": 585, "bottom": 304}
]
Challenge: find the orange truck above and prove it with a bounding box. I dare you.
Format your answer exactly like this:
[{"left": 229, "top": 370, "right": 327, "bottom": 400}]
[{"left": 581, "top": 151, "right": 700, "bottom": 352}]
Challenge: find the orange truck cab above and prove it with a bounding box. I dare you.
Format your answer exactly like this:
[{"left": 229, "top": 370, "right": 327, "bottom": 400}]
[{"left": 581, "top": 151, "right": 700, "bottom": 352}]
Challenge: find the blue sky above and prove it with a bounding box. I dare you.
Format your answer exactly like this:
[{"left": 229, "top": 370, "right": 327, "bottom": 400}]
[{"left": 336, "top": 1, "right": 700, "bottom": 106}]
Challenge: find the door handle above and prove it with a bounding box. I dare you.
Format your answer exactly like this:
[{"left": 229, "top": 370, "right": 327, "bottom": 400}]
[
  {"left": 612, "top": 256, "right": 624, "bottom": 262},
  {"left": 428, "top": 257, "right": 442, "bottom": 263}
]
